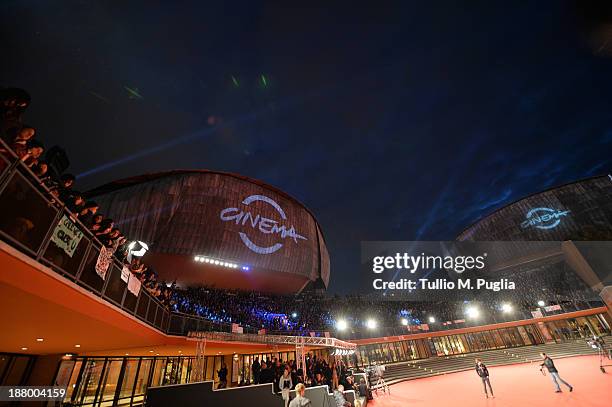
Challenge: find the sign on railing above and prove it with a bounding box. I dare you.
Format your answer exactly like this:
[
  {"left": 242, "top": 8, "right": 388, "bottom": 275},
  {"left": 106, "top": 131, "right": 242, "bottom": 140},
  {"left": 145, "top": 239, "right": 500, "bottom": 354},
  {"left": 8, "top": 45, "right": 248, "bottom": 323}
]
[
  {"left": 95, "top": 246, "right": 114, "bottom": 279},
  {"left": 49, "top": 215, "right": 84, "bottom": 257}
]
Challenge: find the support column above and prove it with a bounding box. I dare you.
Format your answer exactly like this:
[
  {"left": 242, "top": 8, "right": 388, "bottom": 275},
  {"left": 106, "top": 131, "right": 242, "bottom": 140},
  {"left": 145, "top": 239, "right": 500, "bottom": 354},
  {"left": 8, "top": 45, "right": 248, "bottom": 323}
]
[
  {"left": 191, "top": 337, "right": 207, "bottom": 383},
  {"left": 295, "top": 337, "right": 306, "bottom": 379}
]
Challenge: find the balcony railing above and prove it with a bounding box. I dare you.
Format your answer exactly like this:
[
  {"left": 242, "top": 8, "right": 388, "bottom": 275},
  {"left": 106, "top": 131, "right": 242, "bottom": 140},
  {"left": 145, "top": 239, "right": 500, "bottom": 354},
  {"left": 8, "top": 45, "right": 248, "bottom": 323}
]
[{"left": 0, "top": 146, "right": 174, "bottom": 332}]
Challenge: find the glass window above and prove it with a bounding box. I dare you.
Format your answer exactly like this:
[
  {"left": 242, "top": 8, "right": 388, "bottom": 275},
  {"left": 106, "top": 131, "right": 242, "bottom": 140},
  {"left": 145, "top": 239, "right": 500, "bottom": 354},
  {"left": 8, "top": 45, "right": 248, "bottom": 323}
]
[
  {"left": 64, "top": 360, "right": 83, "bottom": 403},
  {"left": 205, "top": 356, "right": 214, "bottom": 381},
  {"left": 466, "top": 334, "right": 479, "bottom": 351},
  {"left": 416, "top": 340, "right": 430, "bottom": 359},
  {"left": 212, "top": 356, "right": 222, "bottom": 385},
  {"left": 164, "top": 357, "right": 176, "bottom": 385},
  {"left": 515, "top": 326, "right": 531, "bottom": 345},
  {"left": 150, "top": 358, "right": 166, "bottom": 388},
  {"left": 134, "top": 359, "right": 152, "bottom": 397},
  {"left": 118, "top": 359, "right": 139, "bottom": 400},
  {"left": 179, "top": 358, "right": 190, "bottom": 384},
  {"left": 0, "top": 354, "right": 9, "bottom": 383},
  {"left": 99, "top": 359, "right": 123, "bottom": 402},
  {"left": 449, "top": 336, "right": 463, "bottom": 354},
  {"left": 525, "top": 325, "right": 542, "bottom": 344},
  {"left": 2, "top": 356, "right": 30, "bottom": 386},
  {"left": 588, "top": 315, "right": 610, "bottom": 336},
  {"left": 490, "top": 330, "right": 504, "bottom": 348},
  {"left": 450, "top": 336, "right": 461, "bottom": 354},
  {"left": 483, "top": 331, "right": 497, "bottom": 349},
  {"left": 77, "top": 359, "right": 106, "bottom": 405}
]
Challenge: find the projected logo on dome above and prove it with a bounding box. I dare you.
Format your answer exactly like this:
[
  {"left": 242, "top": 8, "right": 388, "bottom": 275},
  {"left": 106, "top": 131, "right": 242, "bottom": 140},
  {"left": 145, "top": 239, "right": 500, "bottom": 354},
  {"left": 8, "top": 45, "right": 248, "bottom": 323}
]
[
  {"left": 220, "top": 194, "right": 307, "bottom": 254},
  {"left": 520, "top": 207, "right": 571, "bottom": 230}
]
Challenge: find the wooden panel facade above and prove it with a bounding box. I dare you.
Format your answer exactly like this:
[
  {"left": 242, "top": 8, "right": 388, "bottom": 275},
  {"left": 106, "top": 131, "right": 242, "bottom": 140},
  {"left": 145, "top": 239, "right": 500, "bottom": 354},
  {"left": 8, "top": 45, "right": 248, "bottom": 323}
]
[
  {"left": 458, "top": 175, "right": 612, "bottom": 241},
  {"left": 90, "top": 171, "right": 330, "bottom": 292}
]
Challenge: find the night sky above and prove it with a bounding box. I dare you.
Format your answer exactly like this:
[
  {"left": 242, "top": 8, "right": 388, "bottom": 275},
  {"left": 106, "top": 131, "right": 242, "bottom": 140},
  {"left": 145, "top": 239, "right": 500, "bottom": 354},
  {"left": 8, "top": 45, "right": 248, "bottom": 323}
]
[{"left": 2, "top": 1, "right": 611, "bottom": 293}]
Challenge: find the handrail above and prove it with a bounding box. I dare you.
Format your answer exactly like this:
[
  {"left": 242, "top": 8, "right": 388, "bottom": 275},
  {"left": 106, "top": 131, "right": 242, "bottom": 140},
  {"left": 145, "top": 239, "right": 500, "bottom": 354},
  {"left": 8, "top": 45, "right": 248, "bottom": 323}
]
[
  {"left": 0, "top": 138, "right": 171, "bottom": 332},
  {"left": 187, "top": 331, "right": 357, "bottom": 350}
]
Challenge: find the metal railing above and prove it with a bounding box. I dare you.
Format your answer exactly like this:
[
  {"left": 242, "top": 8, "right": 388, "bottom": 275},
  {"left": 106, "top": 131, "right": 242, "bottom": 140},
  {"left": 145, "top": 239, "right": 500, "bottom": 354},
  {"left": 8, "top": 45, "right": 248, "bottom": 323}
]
[
  {"left": 187, "top": 330, "right": 357, "bottom": 349},
  {"left": 0, "top": 141, "right": 174, "bottom": 332}
]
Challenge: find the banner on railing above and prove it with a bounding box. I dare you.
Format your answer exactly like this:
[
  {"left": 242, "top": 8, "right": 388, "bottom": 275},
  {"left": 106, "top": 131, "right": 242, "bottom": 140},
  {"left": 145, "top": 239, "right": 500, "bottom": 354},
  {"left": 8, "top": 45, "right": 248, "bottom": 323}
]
[
  {"left": 419, "top": 324, "right": 429, "bottom": 331},
  {"left": 50, "top": 215, "right": 84, "bottom": 257},
  {"left": 544, "top": 304, "right": 561, "bottom": 312},
  {"left": 128, "top": 274, "right": 141, "bottom": 296},
  {"left": 531, "top": 309, "right": 544, "bottom": 318},
  {"left": 258, "top": 329, "right": 266, "bottom": 335},
  {"left": 95, "top": 246, "right": 114, "bottom": 279},
  {"left": 121, "top": 266, "right": 130, "bottom": 283},
  {"left": 231, "top": 323, "right": 243, "bottom": 334}
]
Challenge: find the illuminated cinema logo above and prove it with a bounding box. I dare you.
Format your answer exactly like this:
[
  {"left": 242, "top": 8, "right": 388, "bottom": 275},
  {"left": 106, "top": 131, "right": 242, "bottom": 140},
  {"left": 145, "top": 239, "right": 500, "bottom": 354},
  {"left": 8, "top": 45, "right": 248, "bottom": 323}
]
[
  {"left": 220, "top": 194, "right": 307, "bottom": 254},
  {"left": 520, "top": 207, "right": 571, "bottom": 230}
]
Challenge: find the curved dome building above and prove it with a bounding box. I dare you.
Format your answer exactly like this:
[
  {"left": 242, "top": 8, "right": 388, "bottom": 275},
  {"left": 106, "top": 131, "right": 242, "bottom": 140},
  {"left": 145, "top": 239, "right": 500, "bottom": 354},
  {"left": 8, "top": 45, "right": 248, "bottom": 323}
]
[
  {"left": 457, "top": 175, "right": 612, "bottom": 242},
  {"left": 88, "top": 170, "right": 330, "bottom": 294}
]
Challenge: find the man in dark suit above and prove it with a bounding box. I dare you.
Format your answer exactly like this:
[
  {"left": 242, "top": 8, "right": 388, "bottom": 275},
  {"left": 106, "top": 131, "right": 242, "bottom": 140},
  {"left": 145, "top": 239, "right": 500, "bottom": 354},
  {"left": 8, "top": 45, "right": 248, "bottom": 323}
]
[
  {"left": 259, "top": 362, "right": 275, "bottom": 384},
  {"left": 475, "top": 358, "right": 494, "bottom": 398},
  {"left": 252, "top": 357, "right": 261, "bottom": 384}
]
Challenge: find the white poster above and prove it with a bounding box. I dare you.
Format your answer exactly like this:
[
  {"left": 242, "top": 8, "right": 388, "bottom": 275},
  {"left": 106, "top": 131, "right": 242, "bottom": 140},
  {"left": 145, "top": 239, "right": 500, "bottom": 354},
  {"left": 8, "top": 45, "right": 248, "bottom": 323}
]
[
  {"left": 127, "top": 275, "right": 141, "bottom": 296},
  {"left": 95, "top": 246, "right": 113, "bottom": 280},
  {"left": 121, "top": 266, "right": 131, "bottom": 283},
  {"left": 50, "top": 215, "right": 84, "bottom": 257}
]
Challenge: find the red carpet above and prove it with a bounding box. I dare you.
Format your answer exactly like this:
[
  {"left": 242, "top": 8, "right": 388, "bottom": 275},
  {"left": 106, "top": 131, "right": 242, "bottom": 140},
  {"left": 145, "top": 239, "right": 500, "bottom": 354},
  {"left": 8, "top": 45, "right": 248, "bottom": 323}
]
[{"left": 369, "top": 355, "right": 612, "bottom": 407}]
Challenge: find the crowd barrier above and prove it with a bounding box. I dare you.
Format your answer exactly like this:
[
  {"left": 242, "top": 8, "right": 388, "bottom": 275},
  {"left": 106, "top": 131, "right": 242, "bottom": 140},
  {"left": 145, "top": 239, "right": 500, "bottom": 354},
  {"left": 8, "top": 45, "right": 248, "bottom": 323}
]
[{"left": 146, "top": 380, "right": 364, "bottom": 407}]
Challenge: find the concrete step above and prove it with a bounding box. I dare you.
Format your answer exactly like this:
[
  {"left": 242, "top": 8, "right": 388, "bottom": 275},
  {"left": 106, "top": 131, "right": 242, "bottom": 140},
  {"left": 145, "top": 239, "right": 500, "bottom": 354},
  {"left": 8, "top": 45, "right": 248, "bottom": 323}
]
[{"left": 366, "top": 337, "right": 611, "bottom": 385}]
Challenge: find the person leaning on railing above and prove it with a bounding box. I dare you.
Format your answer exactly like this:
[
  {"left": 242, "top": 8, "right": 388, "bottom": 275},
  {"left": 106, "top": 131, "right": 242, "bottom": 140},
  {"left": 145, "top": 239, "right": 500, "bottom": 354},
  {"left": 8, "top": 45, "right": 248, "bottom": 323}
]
[
  {"left": 76, "top": 201, "right": 99, "bottom": 225},
  {"left": 0, "top": 87, "right": 170, "bottom": 305},
  {"left": 7, "top": 125, "right": 36, "bottom": 157},
  {"left": 0, "top": 87, "right": 31, "bottom": 135}
]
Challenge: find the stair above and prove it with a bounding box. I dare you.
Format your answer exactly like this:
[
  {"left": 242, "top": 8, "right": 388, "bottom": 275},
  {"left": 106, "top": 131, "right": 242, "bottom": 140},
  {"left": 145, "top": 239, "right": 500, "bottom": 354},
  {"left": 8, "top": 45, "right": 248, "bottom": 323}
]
[{"left": 376, "top": 337, "right": 611, "bottom": 386}]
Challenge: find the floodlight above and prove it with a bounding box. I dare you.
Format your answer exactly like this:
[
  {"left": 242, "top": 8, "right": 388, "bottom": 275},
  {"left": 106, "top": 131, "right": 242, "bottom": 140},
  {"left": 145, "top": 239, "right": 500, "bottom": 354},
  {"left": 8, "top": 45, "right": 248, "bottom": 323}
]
[
  {"left": 466, "top": 306, "right": 480, "bottom": 319},
  {"left": 129, "top": 241, "right": 149, "bottom": 257}
]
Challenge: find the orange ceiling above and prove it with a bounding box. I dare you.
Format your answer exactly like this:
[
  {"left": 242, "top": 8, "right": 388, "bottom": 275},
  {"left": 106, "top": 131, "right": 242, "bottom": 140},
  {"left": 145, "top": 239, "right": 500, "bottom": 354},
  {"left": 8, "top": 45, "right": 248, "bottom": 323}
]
[{"left": 0, "top": 242, "right": 305, "bottom": 357}]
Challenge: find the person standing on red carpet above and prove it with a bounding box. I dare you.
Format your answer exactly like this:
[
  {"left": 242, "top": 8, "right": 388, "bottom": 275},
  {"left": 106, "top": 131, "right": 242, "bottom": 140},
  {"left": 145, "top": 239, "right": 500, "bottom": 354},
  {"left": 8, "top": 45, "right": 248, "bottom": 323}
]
[
  {"left": 539, "top": 353, "right": 573, "bottom": 393},
  {"left": 475, "top": 358, "right": 494, "bottom": 398}
]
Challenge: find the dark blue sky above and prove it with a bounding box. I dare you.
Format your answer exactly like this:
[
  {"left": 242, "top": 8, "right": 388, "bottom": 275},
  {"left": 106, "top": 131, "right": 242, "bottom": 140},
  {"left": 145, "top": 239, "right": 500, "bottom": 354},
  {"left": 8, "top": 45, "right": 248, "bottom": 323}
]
[{"left": 2, "top": 1, "right": 611, "bottom": 292}]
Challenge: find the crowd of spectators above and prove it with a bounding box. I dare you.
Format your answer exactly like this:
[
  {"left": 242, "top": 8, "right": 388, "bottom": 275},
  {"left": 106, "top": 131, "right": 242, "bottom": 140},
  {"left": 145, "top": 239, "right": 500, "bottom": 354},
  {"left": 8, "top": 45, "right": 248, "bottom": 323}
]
[
  {"left": 0, "top": 87, "right": 173, "bottom": 305},
  {"left": 245, "top": 353, "right": 367, "bottom": 405},
  {"left": 169, "top": 267, "right": 598, "bottom": 337}
]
